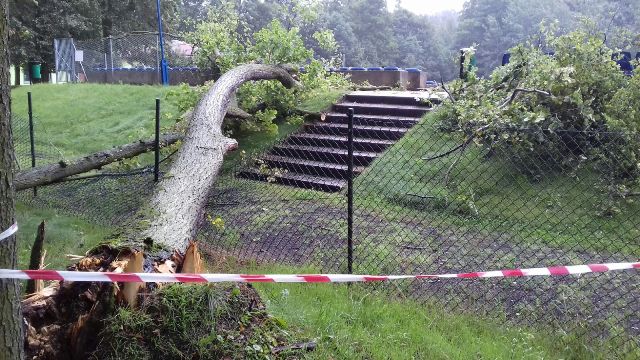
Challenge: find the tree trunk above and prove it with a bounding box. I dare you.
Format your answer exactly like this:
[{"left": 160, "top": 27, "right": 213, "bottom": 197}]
[
  {"left": 14, "top": 133, "right": 182, "bottom": 191},
  {"left": 21, "top": 64, "right": 299, "bottom": 358},
  {"left": 143, "top": 64, "right": 299, "bottom": 251},
  {"left": 0, "top": 0, "right": 25, "bottom": 358}
]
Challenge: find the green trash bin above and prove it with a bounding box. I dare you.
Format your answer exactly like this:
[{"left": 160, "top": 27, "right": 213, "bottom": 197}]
[{"left": 29, "top": 62, "right": 42, "bottom": 82}]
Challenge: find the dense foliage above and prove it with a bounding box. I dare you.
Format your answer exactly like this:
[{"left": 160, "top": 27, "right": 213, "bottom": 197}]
[
  {"left": 8, "top": 0, "right": 178, "bottom": 74},
  {"left": 455, "top": 0, "right": 640, "bottom": 75},
  {"left": 436, "top": 26, "right": 640, "bottom": 194},
  {"left": 9, "top": 0, "right": 640, "bottom": 82},
  {"left": 172, "top": 1, "right": 347, "bottom": 135}
]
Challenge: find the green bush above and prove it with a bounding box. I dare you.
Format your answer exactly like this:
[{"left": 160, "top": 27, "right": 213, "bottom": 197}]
[
  {"left": 177, "top": 1, "right": 348, "bottom": 136},
  {"left": 439, "top": 24, "right": 640, "bottom": 185}
]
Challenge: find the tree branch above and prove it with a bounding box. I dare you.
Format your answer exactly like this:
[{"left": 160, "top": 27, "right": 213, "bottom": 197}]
[
  {"left": 499, "top": 88, "right": 551, "bottom": 109},
  {"left": 440, "top": 73, "right": 456, "bottom": 103},
  {"left": 14, "top": 134, "right": 182, "bottom": 191}
]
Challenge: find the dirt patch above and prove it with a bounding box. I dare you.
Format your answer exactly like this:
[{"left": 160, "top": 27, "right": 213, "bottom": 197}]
[{"left": 201, "top": 180, "right": 640, "bottom": 350}]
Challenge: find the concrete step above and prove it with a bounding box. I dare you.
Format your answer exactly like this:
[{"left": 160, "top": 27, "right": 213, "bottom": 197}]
[
  {"left": 286, "top": 133, "right": 395, "bottom": 152},
  {"left": 261, "top": 155, "right": 365, "bottom": 179},
  {"left": 324, "top": 112, "right": 420, "bottom": 128},
  {"left": 344, "top": 93, "right": 440, "bottom": 107},
  {"left": 238, "top": 168, "right": 346, "bottom": 192},
  {"left": 305, "top": 122, "right": 408, "bottom": 141},
  {"left": 333, "top": 102, "right": 429, "bottom": 117},
  {"left": 272, "top": 144, "right": 378, "bottom": 166}
]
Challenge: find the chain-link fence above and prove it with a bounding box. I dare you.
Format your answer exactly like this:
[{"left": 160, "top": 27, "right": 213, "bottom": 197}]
[
  {"left": 56, "top": 33, "right": 209, "bottom": 85},
  {"left": 198, "top": 93, "right": 640, "bottom": 355},
  {"left": 12, "top": 111, "right": 174, "bottom": 226},
  {"left": 12, "top": 91, "right": 640, "bottom": 355}
]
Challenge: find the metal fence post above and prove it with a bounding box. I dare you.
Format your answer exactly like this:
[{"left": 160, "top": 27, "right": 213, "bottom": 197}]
[
  {"left": 347, "top": 108, "right": 354, "bottom": 274},
  {"left": 28, "top": 92, "right": 37, "bottom": 196},
  {"left": 154, "top": 98, "right": 161, "bottom": 182},
  {"left": 108, "top": 36, "right": 114, "bottom": 83}
]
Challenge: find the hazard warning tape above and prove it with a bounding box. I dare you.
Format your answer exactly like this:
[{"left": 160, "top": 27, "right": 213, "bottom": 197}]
[
  {"left": 0, "top": 223, "right": 18, "bottom": 242},
  {"left": 0, "top": 261, "right": 637, "bottom": 283}
]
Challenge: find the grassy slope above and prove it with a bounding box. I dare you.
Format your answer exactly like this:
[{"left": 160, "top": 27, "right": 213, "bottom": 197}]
[
  {"left": 357, "top": 113, "right": 640, "bottom": 255},
  {"left": 11, "top": 84, "right": 179, "bottom": 158},
  {"left": 15, "top": 203, "right": 111, "bottom": 269},
  {"left": 11, "top": 85, "right": 342, "bottom": 268},
  {"left": 297, "top": 88, "right": 347, "bottom": 113}
]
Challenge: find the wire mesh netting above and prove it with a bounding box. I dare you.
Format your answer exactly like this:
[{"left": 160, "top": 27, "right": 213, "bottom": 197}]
[
  {"left": 12, "top": 114, "right": 171, "bottom": 226},
  {"left": 12, "top": 93, "right": 640, "bottom": 354},
  {"left": 57, "top": 33, "right": 200, "bottom": 84},
  {"left": 198, "top": 94, "right": 640, "bottom": 354}
]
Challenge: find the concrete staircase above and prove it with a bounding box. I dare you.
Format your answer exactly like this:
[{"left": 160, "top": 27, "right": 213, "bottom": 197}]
[{"left": 239, "top": 91, "right": 438, "bottom": 192}]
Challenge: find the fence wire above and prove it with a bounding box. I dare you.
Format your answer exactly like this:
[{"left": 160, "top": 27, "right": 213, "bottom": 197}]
[
  {"left": 198, "top": 99, "right": 640, "bottom": 355},
  {"left": 12, "top": 115, "right": 172, "bottom": 226},
  {"left": 12, "top": 97, "right": 640, "bottom": 356}
]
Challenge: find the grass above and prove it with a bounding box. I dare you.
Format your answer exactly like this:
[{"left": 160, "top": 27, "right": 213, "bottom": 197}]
[
  {"left": 11, "top": 84, "right": 344, "bottom": 268},
  {"left": 95, "top": 284, "right": 291, "bottom": 359},
  {"left": 356, "top": 113, "right": 640, "bottom": 256},
  {"left": 204, "top": 262, "right": 618, "bottom": 360},
  {"left": 15, "top": 202, "right": 112, "bottom": 269},
  {"left": 11, "top": 83, "right": 179, "bottom": 158},
  {"left": 297, "top": 88, "right": 347, "bottom": 113}
]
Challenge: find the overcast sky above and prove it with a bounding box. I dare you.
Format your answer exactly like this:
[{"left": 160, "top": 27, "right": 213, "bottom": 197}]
[{"left": 387, "top": 0, "right": 466, "bottom": 15}]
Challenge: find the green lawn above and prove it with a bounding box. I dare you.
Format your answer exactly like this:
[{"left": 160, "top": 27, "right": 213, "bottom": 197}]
[
  {"left": 356, "top": 114, "right": 640, "bottom": 256},
  {"left": 11, "top": 83, "right": 339, "bottom": 267},
  {"left": 11, "top": 84, "right": 179, "bottom": 159},
  {"left": 199, "top": 263, "right": 614, "bottom": 360},
  {"left": 15, "top": 203, "right": 112, "bottom": 269},
  {"left": 297, "top": 88, "right": 347, "bottom": 113}
]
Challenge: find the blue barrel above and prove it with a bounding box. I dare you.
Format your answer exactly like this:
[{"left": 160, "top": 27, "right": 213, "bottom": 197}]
[
  {"left": 502, "top": 53, "right": 511, "bottom": 66},
  {"left": 383, "top": 66, "right": 400, "bottom": 71}
]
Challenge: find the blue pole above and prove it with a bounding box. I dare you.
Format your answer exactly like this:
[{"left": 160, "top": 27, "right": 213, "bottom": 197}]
[{"left": 156, "top": 0, "right": 169, "bottom": 86}]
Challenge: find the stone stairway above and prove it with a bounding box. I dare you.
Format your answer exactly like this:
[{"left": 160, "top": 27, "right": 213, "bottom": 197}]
[{"left": 239, "top": 91, "right": 439, "bottom": 192}]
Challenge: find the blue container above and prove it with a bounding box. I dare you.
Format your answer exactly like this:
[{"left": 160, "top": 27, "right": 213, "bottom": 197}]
[
  {"left": 338, "top": 67, "right": 349, "bottom": 72},
  {"left": 405, "top": 68, "right": 420, "bottom": 73},
  {"left": 383, "top": 66, "right": 400, "bottom": 71},
  {"left": 350, "top": 67, "right": 366, "bottom": 71},
  {"left": 502, "top": 53, "right": 511, "bottom": 66},
  {"left": 367, "top": 67, "right": 384, "bottom": 71}
]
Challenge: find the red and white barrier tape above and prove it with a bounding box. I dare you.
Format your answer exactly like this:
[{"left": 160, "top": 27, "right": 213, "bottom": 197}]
[
  {"left": 0, "top": 261, "right": 638, "bottom": 283},
  {"left": 0, "top": 223, "right": 18, "bottom": 242}
]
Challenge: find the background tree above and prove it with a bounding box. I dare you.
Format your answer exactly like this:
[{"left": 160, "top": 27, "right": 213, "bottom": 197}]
[
  {"left": 454, "top": 0, "right": 574, "bottom": 75},
  {"left": 0, "top": 0, "right": 25, "bottom": 357},
  {"left": 8, "top": 0, "right": 178, "bottom": 82}
]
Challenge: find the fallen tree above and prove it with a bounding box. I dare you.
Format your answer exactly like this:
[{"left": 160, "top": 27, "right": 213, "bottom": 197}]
[
  {"left": 14, "top": 134, "right": 182, "bottom": 191},
  {"left": 22, "top": 63, "right": 301, "bottom": 359},
  {"left": 142, "top": 64, "right": 299, "bottom": 251}
]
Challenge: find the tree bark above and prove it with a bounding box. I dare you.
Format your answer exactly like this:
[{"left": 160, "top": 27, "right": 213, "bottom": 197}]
[
  {"left": 14, "top": 133, "right": 182, "bottom": 191},
  {"left": 143, "top": 64, "right": 300, "bottom": 251},
  {"left": 20, "top": 64, "right": 299, "bottom": 358},
  {"left": 25, "top": 221, "right": 45, "bottom": 294},
  {"left": 0, "top": 0, "right": 25, "bottom": 357}
]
